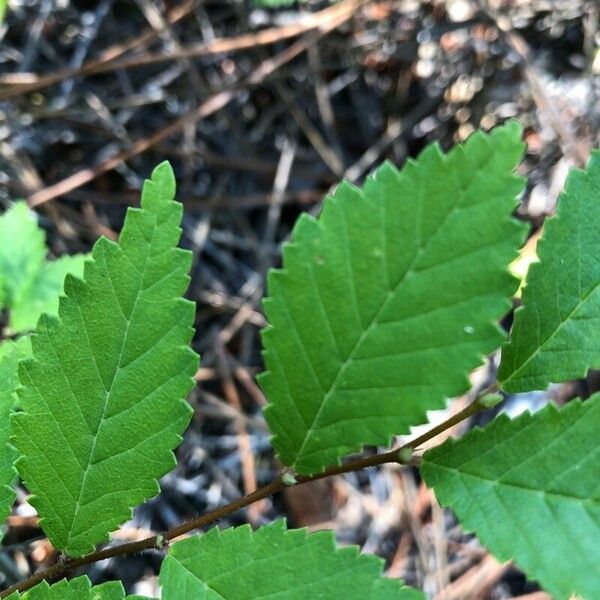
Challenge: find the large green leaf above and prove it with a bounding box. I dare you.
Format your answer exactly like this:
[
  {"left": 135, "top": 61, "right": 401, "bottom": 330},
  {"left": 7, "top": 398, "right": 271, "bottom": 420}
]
[
  {"left": 422, "top": 397, "right": 600, "bottom": 599},
  {"left": 499, "top": 151, "right": 600, "bottom": 392},
  {"left": 6, "top": 575, "right": 143, "bottom": 599},
  {"left": 0, "top": 201, "right": 86, "bottom": 333},
  {"left": 260, "top": 121, "right": 527, "bottom": 474},
  {"left": 12, "top": 162, "right": 197, "bottom": 556},
  {"left": 160, "top": 519, "right": 424, "bottom": 599}
]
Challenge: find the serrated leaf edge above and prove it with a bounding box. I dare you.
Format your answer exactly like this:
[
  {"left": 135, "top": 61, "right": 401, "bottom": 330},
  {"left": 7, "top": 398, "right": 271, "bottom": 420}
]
[
  {"left": 260, "top": 121, "right": 527, "bottom": 474},
  {"left": 499, "top": 151, "right": 600, "bottom": 391},
  {"left": 11, "top": 163, "right": 197, "bottom": 555}
]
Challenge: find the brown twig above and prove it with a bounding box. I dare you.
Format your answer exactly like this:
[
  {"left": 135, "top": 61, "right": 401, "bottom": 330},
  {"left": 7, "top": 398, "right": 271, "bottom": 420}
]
[
  {"left": 0, "top": 396, "right": 489, "bottom": 597},
  {"left": 0, "top": 1, "right": 198, "bottom": 95},
  {"left": 26, "top": 0, "right": 364, "bottom": 208},
  {"left": 0, "top": 1, "right": 357, "bottom": 101},
  {"left": 215, "top": 345, "right": 263, "bottom": 523}
]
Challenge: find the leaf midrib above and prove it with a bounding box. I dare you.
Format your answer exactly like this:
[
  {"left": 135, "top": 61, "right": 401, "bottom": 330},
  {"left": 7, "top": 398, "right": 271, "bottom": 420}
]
[
  {"left": 64, "top": 219, "right": 157, "bottom": 549},
  {"left": 431, "top": 462, "right": 600, "bottom": 506},
  {"left": 292, "top": 156, "right": 496, "bottom": 470},
  {"left": 502, "top": 278, "right": 600, "bottom": 389}
]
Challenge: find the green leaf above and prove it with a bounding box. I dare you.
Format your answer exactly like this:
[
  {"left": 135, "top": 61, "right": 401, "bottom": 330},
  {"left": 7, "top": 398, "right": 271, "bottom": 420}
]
[
  {"left": 499, "top": 151, "right": 600, "bottom": 392},
  {"left": 159, "top": 519, "right": 424, "bottom": 599},
  {"left": 0, "top": 338, "right": 29, "bottom": 535},
  {"left": 11, "top": 255, "right": 87, "bottom": 332},
  {"left": 253, "top": 0, "right": 296, "bottom": 7},
  {"left": 12, "top": 162, "right": 198, "bottom": 556},
  {"left": 0, "top": 201, "right": 86, "bottom": 334},
  {"left": 6, "top": 575, "right": 138, "bottom": 599},
  {"left": 0, "top": 203, "right": 46, "bottom": 309},
  {"left": 422, "top": 396, "right": 600, "bottom": 599},
  {"left": 260, "top": 121, "right": 527, "bottom": 474}
]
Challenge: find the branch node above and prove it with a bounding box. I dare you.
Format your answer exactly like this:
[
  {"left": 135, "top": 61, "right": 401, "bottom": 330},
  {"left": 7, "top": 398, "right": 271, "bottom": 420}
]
[
  {"left": 477, "top": 392, "right": 503, "bottom": 409},
  {"left": 397, "top": 447, "right": 413, "bottom": 464},
  {"left": 282, "top": 470, "right": 298, "bottom": 486}
]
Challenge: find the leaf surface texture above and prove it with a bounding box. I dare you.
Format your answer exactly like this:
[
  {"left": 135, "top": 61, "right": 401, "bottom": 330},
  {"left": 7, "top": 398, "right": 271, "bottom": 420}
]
[
  {"left": 260, "top": 122, "right": 527, "bottom": 474},
  {"left": 422, "top": 397, "right": 600, "bottom": 599},
  {"left": 12, "top": 162, "right": 197, "bottom": 556},
  {"left": 160, "top": 519, "right": 424, "bottom": 599},
  {"left": 500, "top": 151, "right": 600, "bottom": 391}
]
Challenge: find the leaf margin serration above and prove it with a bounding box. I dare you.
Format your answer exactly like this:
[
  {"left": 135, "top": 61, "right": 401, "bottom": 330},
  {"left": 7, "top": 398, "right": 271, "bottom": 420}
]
[
  {"left": 499, "top": 149, "right": 600, "bottom": 392},
  {"left": 5, "top": 574, "right": 146, "bottom": 599},
  {"left": 422, "top": 396, "right": 600, "bottom": 599},
  {"left": 11, "top": 161, "right": 198, "bottom": 556},
  {"left": 159, "top": 518, "right": 424, "bottom": 599},
  {"left": 259, "top": 120, "right": 528, "bottom": 475}
]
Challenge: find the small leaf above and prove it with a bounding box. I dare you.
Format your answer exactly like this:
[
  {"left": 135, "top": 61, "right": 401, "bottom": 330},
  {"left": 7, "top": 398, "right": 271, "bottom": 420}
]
[
  {"left": 260, "top": 122, "right": 527, "bottom": 474},
  {"left": 0, "top": 338, "right": 29, "bottom": 535},
  {"left": 12, "top": 162, "right": 197, "bottom": 556},
  {"left": 422, "top": 396, "right": 600, "bottom": 599},
  {"left": 11, "top": 254, "right": 86, "bottom": 332},
  {"left": 0, "top": 203, "right": 46, "bottom": 309},
  {"left": 160, "top": 520, "right": 424, "bottom": 599},
  {"left": 6, "top": 575, "right": 141, "bottom": 599},
  {"left": 0, "top": 202, "right": 86, "bottom": 334},
  {"left": 499, "top": 151, "right": 600, "bottom": 392}
]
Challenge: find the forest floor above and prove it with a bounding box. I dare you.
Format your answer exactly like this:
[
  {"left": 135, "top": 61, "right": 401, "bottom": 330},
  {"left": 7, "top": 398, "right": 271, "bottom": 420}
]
[{"left": 0, "top": 0, "right": 599, "bottom": 597}]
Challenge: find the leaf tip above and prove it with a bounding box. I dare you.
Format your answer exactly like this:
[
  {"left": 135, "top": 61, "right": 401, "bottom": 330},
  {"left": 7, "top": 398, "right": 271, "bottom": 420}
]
[
  {"left": 498, "top": 117, "right": 524, "bottom": 139},
  {"left": 151, "top": 161, "right": 176, "bottom": 194},
  {"left": 141, "top": 161, "right": 177, "bottom": 211}
]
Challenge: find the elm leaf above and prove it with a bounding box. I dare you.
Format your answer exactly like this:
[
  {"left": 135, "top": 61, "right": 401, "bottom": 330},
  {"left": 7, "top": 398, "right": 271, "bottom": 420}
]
[
  {"left": 260, "top": 121, "right": 527, "bottom": 474},
  {"left": 11, "top": 254, "right": 87, "bottom": 332},
  {"left": 0, "top": 338, "right": 29, "bottom": 535},
  {"left": 12, "top": 162, "right": 197, "bottom": 556},
  {"left": 499, "top": 151, "right": 600, "bottom": 391},
  {"left": 0, "top": 201, "right": 86, "bottom": 334},
  {"left": 6, "top": 575, "right": 145, "bottom": 599},
  {"left": 422, "top": 396, "right": 600, "bottom": 599},
  {"left": 0, "top": 202, "right": 45, "bottom": 310},
  {"left": 160, "top": 520, "right": 424, "bottom": 599}
]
